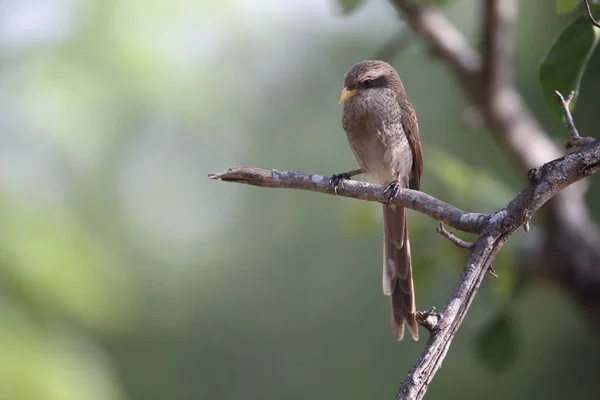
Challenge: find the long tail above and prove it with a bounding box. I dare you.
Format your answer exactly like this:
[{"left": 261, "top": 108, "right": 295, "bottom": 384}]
[{"left": 382, "top": 204, "right": 418, "bottom": 341}]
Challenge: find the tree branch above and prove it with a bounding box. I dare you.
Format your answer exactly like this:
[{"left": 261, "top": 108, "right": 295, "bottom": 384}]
[
  {"left": 213, "top": 2, "right": 600, "bottom": 397},
  {"left": 481, "top": 0, "right": 516, "bottom": 97},
  {"left": 390, "top": 0, "right": 600, "bottom": 356},
  {"left": 209, "top": 138, "right": 600, "bottom": 241},
  {"left": 390, "top": 0, "right": 561, "bottom": 170},
  {"left": 210, "top": 137, "right": 600, "bottom": 400},
  {"left": 398, "top": 139, "right": 600, "bottom": 399},
  {"left": 208, "top": 167, "right": 488, "bottom": 234},
  {"left": 389, "top": 1, "right": 480, "bottom": 84},
  {"left": 385, "top": 0, "right": 600, "bottom": 393}
]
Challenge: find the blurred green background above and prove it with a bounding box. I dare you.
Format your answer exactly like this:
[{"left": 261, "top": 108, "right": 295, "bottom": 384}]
[{"left": 0, "top": 0, "right": 599, "bottom": 399}]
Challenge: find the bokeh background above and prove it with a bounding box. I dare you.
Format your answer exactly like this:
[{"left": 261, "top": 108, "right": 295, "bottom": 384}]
[{"left": 0, "top": 0, "right": 599, "bottom": 399}]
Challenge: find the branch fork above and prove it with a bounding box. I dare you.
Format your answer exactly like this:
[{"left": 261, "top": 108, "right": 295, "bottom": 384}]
[
  {"left": 210, "top": 93, "right": 598, "bottom": 400},
  {"left": 210, "top": 0, "right": 600, "bottom": 396}
]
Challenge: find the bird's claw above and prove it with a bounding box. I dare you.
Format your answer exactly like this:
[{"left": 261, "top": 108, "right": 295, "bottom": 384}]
[
  {"left": 330, "top": 172, "right": 352, "bottom": 195},
  {"left": 383, "top": 180, "right": 401, "bottom": 204}
]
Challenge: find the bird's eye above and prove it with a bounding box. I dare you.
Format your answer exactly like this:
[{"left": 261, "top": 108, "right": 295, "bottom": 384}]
[{"left": 362, "top": 79, "right": 374, "bottom": 88}]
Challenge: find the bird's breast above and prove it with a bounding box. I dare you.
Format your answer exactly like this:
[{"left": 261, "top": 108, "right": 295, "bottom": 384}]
[{"left": 342, "top": 96, "right": 412, "bottom": 185}]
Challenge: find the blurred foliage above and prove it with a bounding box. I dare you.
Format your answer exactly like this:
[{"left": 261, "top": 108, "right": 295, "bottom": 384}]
[
  {"left": 413, "top": 0, "right": 455, "bottom": 6},
  {"left": 474, "top": 310, "right": 519, "bottom": 374},
  {"left": 0, "top": 0, "right": 598, "bottom": 399},
  {"left": 557, "top": 0, "right": 581, "bottom": 14},
  {"left": 337, "top": 0, "right": 367, "bottom": 15}
]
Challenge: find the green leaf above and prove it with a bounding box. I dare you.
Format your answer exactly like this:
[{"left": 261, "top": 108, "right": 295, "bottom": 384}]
[
  {"left": 474, "top": 311, "right": 519, "bottom": 374},
  {"left": 336, "top": 0, "right": 366, "bottom": 15},
  {"left": 539, "top": 10, "right": 600, "bottom": 118},
  {"left": 557, "top": 0, "right": 580, "bottom": 14}
]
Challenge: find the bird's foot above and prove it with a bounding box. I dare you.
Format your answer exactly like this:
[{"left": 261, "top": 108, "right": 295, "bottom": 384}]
[
  {"left": 330, "top": 172, "right": 353, "bottom": 195},
  {"left": 383, "top": 180, "right": 401, "bottom": 204}
]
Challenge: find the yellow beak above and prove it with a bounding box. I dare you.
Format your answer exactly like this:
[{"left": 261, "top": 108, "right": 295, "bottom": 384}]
[{"left": 338, "top": 87, "right": 357, "bottom": 103}]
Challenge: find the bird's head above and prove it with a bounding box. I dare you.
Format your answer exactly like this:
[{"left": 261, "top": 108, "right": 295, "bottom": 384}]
[{"left": 338, "top": 60, "right": 404, "bottom": 103}]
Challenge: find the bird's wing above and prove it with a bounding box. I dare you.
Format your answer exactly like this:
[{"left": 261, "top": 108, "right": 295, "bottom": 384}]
[{"left": 398, "top": 96, "right": 423, "bottom": 190}]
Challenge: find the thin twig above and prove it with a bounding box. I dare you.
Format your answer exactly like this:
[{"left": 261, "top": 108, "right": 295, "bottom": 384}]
[
  {"left": 554, "top": 90, "right": 597, "bottom": 148},
  {"left": 436, "top": 222, "right": 500, "bottom": 278},
  {"left": 436, "top": 222, "right": 499, "bottom": 278},
  {"left": 584, "top": 0, "right": 600, "bottom": 29},
  {"left": 436, "top": 222, "right": 474, "bottom": 249},
  {"left": 555, "top": 90, "right": 580, "bottom": 139}
]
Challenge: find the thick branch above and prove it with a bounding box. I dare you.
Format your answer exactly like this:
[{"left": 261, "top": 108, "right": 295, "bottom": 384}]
[
  {"left": 481, "top": 0, "right": 516, "bottom": 97},
  {"left": 391, "top": 0, "right": 561, "bottom": 171},
  {"left": 397, "top": 141, "right": 600, "bottom": 399},
  {"left": 399, "top": 231, "right": 501, "bottom": 400},
  {"left": 390, "top": 1, "right": 479, "bottom": 84},
  {"left": 208, "top": 167, "right": 487, "bottom": 234}
]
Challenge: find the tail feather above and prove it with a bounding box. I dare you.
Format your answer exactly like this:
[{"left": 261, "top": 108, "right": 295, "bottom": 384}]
[{"left": 383, "top": 204, "right": 418, "bottom": 341}]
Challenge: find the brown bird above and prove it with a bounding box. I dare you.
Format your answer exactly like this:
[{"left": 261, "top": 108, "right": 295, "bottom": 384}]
[{"left": 333, "top": 60, "right": 423, "bottom": 341}]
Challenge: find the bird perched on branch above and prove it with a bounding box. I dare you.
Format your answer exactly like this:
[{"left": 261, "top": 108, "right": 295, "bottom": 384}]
[{"left": 333, "top": 60, "right": 423, "bottom": 340}]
